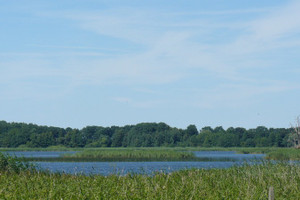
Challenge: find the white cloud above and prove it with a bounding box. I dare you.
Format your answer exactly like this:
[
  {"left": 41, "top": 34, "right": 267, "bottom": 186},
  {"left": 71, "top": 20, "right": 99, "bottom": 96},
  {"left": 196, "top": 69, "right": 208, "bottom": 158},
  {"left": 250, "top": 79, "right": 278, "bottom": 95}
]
[
  {"left": 250, "top": 1, "right": 300, "bottom": 40},
  {"left": 2, "top": 1, "right": 300, "bottom": 105},
  {"left": 61, "top": 1, "right": 299, "bottom": 77},
  {"left": 223, "top": 1, "right": 300, "bottom": 55}
]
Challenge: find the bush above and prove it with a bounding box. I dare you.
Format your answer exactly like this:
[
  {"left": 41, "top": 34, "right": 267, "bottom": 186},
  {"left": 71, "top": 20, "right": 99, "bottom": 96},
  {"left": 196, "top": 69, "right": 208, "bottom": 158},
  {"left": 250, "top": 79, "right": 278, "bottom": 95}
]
[{"left": 0, "top": 153, "right": 35, "bottom": 173}]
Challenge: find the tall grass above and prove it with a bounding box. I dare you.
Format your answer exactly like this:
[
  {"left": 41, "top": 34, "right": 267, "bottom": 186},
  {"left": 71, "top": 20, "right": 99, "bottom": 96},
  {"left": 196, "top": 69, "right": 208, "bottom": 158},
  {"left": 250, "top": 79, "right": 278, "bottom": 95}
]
[
  {"left": 3, "top": 146, "right": 300, "bottom": 161},
  {"left": 181, "top": 147, "right": 300, "bottom": 161},
  {"left": 178, "top": 147, "right": 278, "bottom": 154},
  {"left": 0, "top": 162, "right": 299, "bottom": 199},
  {"left": 0, "top": 153, "right": 35, "bottom": 173},
  {"left": 265, "top": 148, "right": 300, "bottom": 160},
  {"left": 63, "top": 148, "right": 196, "bottom": 161}
]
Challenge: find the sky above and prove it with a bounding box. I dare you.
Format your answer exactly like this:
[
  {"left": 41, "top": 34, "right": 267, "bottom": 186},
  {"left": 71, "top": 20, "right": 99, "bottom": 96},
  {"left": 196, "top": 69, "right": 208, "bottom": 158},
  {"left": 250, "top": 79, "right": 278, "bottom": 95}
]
[{"left": 0, "top": 0, "right": 300, "bottom": 130}]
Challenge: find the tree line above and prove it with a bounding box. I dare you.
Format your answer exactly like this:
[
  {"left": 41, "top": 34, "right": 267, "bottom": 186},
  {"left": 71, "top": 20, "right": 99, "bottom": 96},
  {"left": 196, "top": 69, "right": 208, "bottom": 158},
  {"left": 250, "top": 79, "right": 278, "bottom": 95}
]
[{"left": 0, "top": 120, "right": 292, "bottom": 148}]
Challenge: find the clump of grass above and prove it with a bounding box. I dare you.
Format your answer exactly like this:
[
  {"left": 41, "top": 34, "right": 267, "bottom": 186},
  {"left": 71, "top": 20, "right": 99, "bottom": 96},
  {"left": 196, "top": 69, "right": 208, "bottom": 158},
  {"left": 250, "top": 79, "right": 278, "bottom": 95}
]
[
  {"left": 0, "top": 162, "right": 299, "bottom": 199},
  {"left": 0, "top": 153, "right": 35, "bottom": 173},
  {"left": 265, "top": 148, "right": 300, "bottom": 160},
  {"left": 186, "top": 147, "right": 300, "bottom": 161},
  {"left": 63, "top": 149, "right": 196, "bottom": 161},
  {"left": 184, "top": 147, "right": 276, "bottom": 154}
]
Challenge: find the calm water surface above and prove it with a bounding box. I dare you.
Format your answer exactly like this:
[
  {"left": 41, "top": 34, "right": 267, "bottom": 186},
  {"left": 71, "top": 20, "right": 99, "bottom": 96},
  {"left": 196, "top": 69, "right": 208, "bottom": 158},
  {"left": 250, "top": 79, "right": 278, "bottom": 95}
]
[{"left": 3, "top": 151, "right": 265, "bottom": 175}]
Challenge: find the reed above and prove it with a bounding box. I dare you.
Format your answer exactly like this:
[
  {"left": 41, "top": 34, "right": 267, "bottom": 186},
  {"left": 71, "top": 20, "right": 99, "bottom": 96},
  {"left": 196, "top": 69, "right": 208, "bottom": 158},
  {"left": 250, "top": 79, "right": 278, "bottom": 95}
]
[
  {"left": 3, "top": 146, "right": 300, "bottom": 161},
  {"left": 62, "top": 148, "right": 196, "bottom": 161},
  {"left": 0, "top": 161, "right": 299, "bottom": 199},
  {"left": 0, "top": 153, "right": 35, "bottom": 173},
  {"left": 265, "top": 148, "right": 300, "bottom": 160}
]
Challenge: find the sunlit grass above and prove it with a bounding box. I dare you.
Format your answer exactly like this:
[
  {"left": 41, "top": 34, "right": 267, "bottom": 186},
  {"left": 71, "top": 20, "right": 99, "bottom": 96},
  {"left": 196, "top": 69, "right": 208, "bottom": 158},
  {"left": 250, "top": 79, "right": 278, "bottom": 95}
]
[
  {"left": 0, "top": 161, "right": 299, "bottom": 199},
  {"left": 1, "top": 151, "right": 300, "bottom": 199},
  {"left": 62, "top": 148, "right": 196, "bottom": 161},
  {"left": 264, "top": 148, "right": 300, "bottom": 160},
  {"left": 0, "top": 153, "right": 35, "bottom": 173},
  {"left": 3, "top": 146, "right": 300, "bottom": 161}
]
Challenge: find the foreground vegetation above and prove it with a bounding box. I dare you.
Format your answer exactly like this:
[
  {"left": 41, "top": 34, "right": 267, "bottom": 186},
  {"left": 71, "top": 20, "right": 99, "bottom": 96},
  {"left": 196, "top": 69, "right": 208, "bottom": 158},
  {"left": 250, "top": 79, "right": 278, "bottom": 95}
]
[
  {"left": 0, "top": 158, "right": 299, "bottom": 199},
  {"left": 1, "top": 152, "right": 300, "bottom": 199}
]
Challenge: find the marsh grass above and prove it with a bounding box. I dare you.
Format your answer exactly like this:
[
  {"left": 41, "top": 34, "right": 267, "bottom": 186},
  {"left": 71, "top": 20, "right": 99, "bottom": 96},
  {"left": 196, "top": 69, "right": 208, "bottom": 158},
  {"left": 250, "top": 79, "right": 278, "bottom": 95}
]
[
  {"left": 1, "top": 149, "right": 300, "bottom": 199},
  {"left": 0, "top": 153, "right": 35, "bottom": 173},
  {"left": 62, "top": 148, "right": 196, "bottom": 161},
  {"left": 3, "top": 146, "right": 300, "bottom": 161},
  {"left": 265, "top": 148, "right": 300, "bottom": 160},
  {"left": 181, "top": 147, "right": 277, "bottom": 154},
  {"left": 181, "top": 147, "right": 300, "bottom": 161},
  {"left": 0, "top": 161, "right": 299, "bottom": 199},
  {"left": 214, "top": 147, "right": 300, "bottom": 161}
]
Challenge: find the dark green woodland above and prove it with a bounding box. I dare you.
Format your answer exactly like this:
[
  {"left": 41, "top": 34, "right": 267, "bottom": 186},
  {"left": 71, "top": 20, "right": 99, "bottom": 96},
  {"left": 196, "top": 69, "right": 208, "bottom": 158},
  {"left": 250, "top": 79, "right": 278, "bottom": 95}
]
[{"left": 0, "top": 120, "right": 292, "bottom": 148}]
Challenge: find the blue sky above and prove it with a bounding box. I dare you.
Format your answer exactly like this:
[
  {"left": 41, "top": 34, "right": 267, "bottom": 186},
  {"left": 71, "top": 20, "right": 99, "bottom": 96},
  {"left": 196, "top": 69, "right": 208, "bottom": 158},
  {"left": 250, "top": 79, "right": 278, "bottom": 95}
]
[{"left": 0, "top": 0, "right": 300, "bottom": 129}]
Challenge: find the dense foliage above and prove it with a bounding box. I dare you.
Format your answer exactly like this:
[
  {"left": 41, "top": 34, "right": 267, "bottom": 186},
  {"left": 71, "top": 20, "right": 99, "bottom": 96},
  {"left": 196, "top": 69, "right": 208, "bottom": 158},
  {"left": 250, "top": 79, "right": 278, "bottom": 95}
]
[
  {"left": 0, "top": 153, "right": 35, "bottom": 173},
  {"left": 0, "top": 120, "right": 292, "bottom": 148}
]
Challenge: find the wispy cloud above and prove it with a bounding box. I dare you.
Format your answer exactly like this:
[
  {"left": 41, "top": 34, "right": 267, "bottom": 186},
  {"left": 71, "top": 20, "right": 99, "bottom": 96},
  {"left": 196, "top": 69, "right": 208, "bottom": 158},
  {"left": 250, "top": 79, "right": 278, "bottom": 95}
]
[
  {"left": 2, "top": 0, "right": 300, "bottom": 128},
  {"left": 51, "top": 1, "right": 299, "bottom": 82},
  {"left": 2, "top": 1, "right": 300, "bottom": 107}
]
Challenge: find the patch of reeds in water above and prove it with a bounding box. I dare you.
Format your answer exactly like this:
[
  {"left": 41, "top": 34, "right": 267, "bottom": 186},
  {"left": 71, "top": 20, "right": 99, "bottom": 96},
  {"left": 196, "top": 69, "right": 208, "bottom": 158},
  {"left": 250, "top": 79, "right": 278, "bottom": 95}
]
[
  {"left": 62, "top": 149, "right": 196, "bottom": 161},
  {"left": 265, "top": 148, "right": 300, "bottom": 160}
]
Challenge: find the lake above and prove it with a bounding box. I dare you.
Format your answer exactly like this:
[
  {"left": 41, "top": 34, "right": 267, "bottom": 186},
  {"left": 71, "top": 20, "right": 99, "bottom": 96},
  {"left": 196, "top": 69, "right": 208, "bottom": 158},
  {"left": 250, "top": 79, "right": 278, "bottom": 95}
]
[{"left": 4, "top": 151, "right": 265, "bottom": 175}]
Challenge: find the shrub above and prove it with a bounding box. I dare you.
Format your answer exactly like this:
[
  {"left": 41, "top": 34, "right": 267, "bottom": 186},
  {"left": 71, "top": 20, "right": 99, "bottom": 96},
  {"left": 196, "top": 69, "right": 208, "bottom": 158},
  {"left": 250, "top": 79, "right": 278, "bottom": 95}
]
[{"left": 0, "top": 153, "right": 35, "bottom": 173}]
